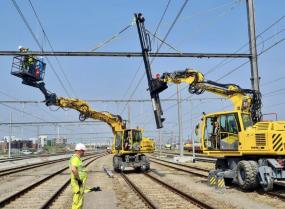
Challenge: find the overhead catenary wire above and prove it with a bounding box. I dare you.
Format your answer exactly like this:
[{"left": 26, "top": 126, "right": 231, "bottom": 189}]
[
  {"left": 11, "top": 0, "right": 72, "bottom": 97},
  {"left": 0, "top": 103, "right": 47, "bottom": 122},
  {"left": 156, "top": 34, "right": 285, "bottom": 126},
  {"left": 28, "top": 0, "right": 77, "bottom": 97},
  {"left": 164, "top": 14, "right": 285, "bottom": 100},
  {"left": 0, "top": 89, "right": 51, "bottom": 121},
  {"left": 91, "top": 20, "right": 135, "bottom": 52},
  {"left": 0, "top": 97, "right": 226, "bottom": 104},
  {"left": 0, "top": 88, "right": 62, "bottom": 121},
  {"left": 121, "top": 0, "right": 188, "bottom": 115},
  {"left": 262, "top": 75, "right": 285, "bottom": 87},
  {"left": 140, "top": 12, "right": 285, "bottom": 131},
  {"left": 119, "top": 0, "right": 172, "bottom": 115},
  {"left": 217, "top": 35, "right": 285, "bottom": 81}
]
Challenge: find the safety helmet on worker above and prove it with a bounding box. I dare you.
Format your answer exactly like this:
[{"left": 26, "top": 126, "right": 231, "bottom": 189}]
[{"left": 75, "top": 143, "right": 87, "bottom": 151}]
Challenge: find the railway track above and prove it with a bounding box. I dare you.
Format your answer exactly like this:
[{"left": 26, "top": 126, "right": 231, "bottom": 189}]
[
  {"left": 266, "top": 183, "right": 285, "bottom": 201},
  {"left": 150, "top": 156, "right": 285, "bottom": 202},
  {"left": 0, "top": 152, "right": 73, "bottom": 164},
  {"left": 120, "top": 171, "right": 215, "bottom": 209},
  {"left": 150, "top": 157, "right": 209, "bottom": 178},
  {"left": 0, "top": 153, "right": 107, "bottom": 209},
  {"left": 0, "top": 152, "right": 99, "bottom": 177},
  {"left": 153, "top": 151, "right": 216, "bottom": 163}
]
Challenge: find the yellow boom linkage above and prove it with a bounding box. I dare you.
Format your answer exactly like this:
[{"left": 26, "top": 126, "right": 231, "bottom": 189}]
[
  {"left": 136, "top": 13, "right": 285, "bottom": 191},
  {"left": 11, "top": 55, "right": 154, "bottom": 172},
  {"left": 155, "top": 68, "right": 285, "bottom": 191}
]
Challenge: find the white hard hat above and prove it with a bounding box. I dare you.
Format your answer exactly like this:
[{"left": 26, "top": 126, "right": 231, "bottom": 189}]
[
  {"left": 75, "top": 143, "right": 87, "bottom": 151},
  {"left": 18, "top": 45, "right": 23, "bottom": 50}
]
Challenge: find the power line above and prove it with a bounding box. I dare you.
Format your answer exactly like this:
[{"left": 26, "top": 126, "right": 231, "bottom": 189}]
[
  {"left": 0, "top": 97, "right": 226, "bottom": 104},
  {"left": 11, "top": 0, "right": 71, "bottom": 97},
  {"left": 28, "top": 0, "right": 77, "bottom": 97},
  {"left": 204, "top": 15, "right": 285, "bottom": 76},
  {"left": 263, "top": 87, "right": 285, "bottom": 96},
  {"left": 140, "top": 14, "right": 285, "bottom": 125},
  {"left": 91, "top": 20, "right": 135, "bottom": 51},
  {"left": 164, "top": 15, "right": 285, "bottom": 101},
  {"left": 0, "top": 51, "right": 251, "bottom": 58},
  {"left": 121, "top": 0, "right": 189, "bottom": 115},
  {"left": 0, "top": 121, "right": 104, "bottom": 126},
  {"left": 262, "top": 75, "right": 285, "bottom": 87},
  {"left": 120, "top": 0, "right": 172, "bottom": 108},
  {"left": 0, "top": 89, "right": 62, "bottom": 122},
  {"left": 217, "top": 35, "right": 285, "bottom": 81},
  {"left": 120, "top": 0, "right": 172, "bottom": 115},
  {"left": 0, "top": 103, "right": 47, "bottom": 122}
]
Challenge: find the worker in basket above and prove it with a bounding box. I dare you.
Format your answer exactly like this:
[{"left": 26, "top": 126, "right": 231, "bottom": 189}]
[
  {"left": 19, "top": 46, "right": 35, "bottom": 74},
  {"left": 19, "top": 46, "right": 44, "bottom": 80}
]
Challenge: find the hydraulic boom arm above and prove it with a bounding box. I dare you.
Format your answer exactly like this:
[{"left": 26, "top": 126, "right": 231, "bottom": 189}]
[
  {"left": 22, "top": 80, "right": 126, "bottom": 133},
  {"left": 160, "top": 69, "right": 262, "bottom": 123}
]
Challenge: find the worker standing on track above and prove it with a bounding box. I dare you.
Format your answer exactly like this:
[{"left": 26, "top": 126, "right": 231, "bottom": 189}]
[{"left": 69, "top": 143, "right": 88, "bottom": 209}]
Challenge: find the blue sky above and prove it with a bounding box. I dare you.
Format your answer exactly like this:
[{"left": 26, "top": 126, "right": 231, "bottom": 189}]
[{"left": 0, "top": 0, "right": 284, "bottom": 144}]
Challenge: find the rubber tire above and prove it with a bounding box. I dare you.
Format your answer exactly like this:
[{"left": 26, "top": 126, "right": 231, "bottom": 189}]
[
  {"left": 237, "top": 160, "right": 256, "bottom": 191},
  {"left": 248, "top": 160, "right": 258, "bottom": 189}
]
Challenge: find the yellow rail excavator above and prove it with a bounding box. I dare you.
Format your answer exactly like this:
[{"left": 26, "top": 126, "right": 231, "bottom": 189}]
[
  {"left": 11, "top": 54, "right": 154, "bottom": 172},
  {"left": 154, "top": 69, "right": 285, "bottom": 191},
  {"left": 135, "top": 14, "right": 285, "bottom": 191}
]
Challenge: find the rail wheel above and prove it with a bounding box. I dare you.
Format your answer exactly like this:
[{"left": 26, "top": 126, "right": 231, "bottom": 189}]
[
  {"left": 262, "top": 175, "right": 274, "bottom": 192},
  {"left": 140, "top": 155, "right": 150, "bottom": 171},
  {"left": 215, "top": 158, "right": 232, "bottom": 185},
  {"left": 113, "top": 155, "right": 122, "bottom": 172}
]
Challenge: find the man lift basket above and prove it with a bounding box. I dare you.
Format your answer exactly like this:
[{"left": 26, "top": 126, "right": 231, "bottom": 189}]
[{"left": 11, "top": 51, "right": 46, "bottom": 82}]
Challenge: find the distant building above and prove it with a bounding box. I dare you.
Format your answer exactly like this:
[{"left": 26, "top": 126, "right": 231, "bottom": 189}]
[
  {"left": 38, "top": 135, "right": 48, "bottom": 148},
  {"left": 0, "top": 140, "right": 8, "bottom": 152},
  {"left": 1, "top": 137, "right": 33, "bottom": 150},
  {"left": 55, "top": 137, "right": 67, "bottom": 145}
]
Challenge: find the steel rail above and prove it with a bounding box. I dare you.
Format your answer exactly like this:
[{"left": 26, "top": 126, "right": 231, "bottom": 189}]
[
  {"left": 151, "top": 156, "right": 285, "bottom": 202},
  {"left": 0, "top": 153, "right": 106, "bottom": 208},
  {"left": 144, "top": 173, "right": 216, "bottom": 209},
  {"left": 153, "top": 151, "right": 217, "bottom": 163},
  {"left": 0, "top": 152, "right": 97, "bottom": 177},
  {"left": 0, "top": 152, "right": 73, "bottom": 163},
  {"left": 39, "top": 154, "right": 106, "bottom": 209},
  {"left": 0, "top": 51, "right": 251, "bottom": 58},
  {"left": 120, "top": 173, "right": 159, "bottom": 209},
  {"left": 149, "top": 156, "right": 211, "bottom": 172},
  {"left": 0, "top": 158, "right": 69, "bottom": 177},
  {"left": 150, "top": 159, "right": 208, "bottom": 178},
  {"left": 266, "top": 191, "right": 285, "bottom": 201}
]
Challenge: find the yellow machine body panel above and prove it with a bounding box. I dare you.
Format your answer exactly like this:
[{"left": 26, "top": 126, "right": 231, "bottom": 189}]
[
  {"left": 111, "top": 129, "right": 155, "bottom": 155},
  {"left": 201, "top": 111, "right": 285, "bottom": 157}
]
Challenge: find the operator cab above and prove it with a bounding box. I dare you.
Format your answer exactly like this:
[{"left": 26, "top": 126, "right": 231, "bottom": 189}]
[
  {"left": 114, "top": 129, "right": 143, "bottom": 152},
  {"left": 11, "top": 55, "right": 46, "bottom": 82},
  {"left": 203, "top": 111, "right": 250, "bottom": 151}
]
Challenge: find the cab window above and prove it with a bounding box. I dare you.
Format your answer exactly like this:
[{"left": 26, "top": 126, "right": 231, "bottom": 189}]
[
  {"left": 132, "top": 130, "right": 142, "bottom": 143},
  {"left": 204, "top": 117, "right": 214, "bottom": 147},
  {"left": 241, "top": 113, "right": 252, "bottom": 129},
  {"left": 227, "top": 114, "right": 238, "bottom": 134},
  {"left": 115, "top": 132, "right": 122, "bottom": 149}
]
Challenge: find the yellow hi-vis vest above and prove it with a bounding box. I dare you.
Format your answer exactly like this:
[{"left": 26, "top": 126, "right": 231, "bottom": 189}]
[{"left": 69, "top": 154, "right": 87, "bottom": 181}]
